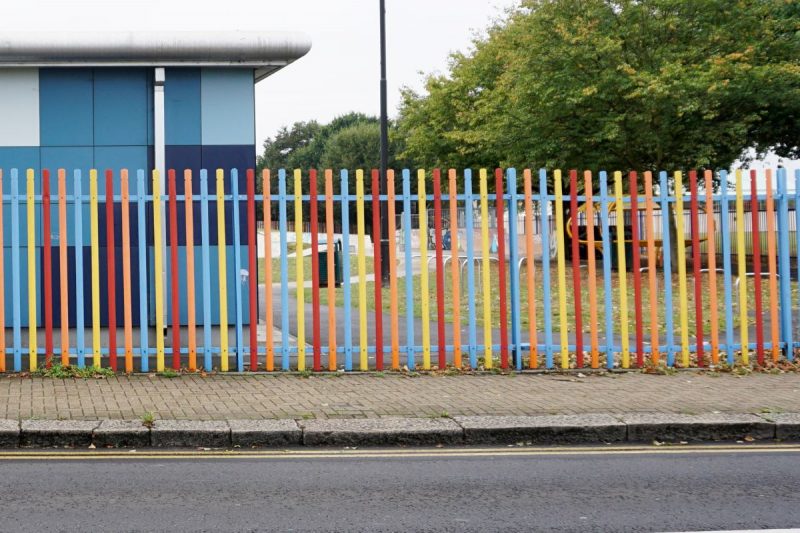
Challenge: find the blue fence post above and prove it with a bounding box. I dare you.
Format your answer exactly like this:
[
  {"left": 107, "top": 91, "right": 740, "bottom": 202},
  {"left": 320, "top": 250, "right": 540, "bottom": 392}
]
[
  {"left": 231, "top": 169, "right": 244, "bottom": 372},
  {"left": 136, "top": 170, "right": 149, "bottom": 372},
  {"left": 277, "top": 169, "right": 290, "bottom": 370},
  {"left": 73, "top": 170, "right": 86, "bottom": 368},
  {"left": 599, "top": 171, "right": 615, "bottom": 368},
  {"left": 658, "top": 171, "right": 675, "bottom": 366},
  {"left": 777, "top": 168, "right": 793, "bottom": 360},
  {"left": 199, "top": 170, "right": 212, "bottom": 371},
  {"left": 10, "top": 169, "right": 21, "bottom": 372},
  {"left": 539, "top": 169, "right": 554, "bottom": 369},
  {"left": 718, "top": 170, "right": 735, "bottom": 364},
  {"left": 402, "top": 169, "right": 415, "bottom": 370},
  {"left": 507, "top": 168, "right": 522, "bottom": 370},
  {"left": 340, "top": 170, "right": 353, "bottom": 371},
  {"left": 464, "top": 169, "right": 477, "bottom": 369},
  {"left": 794, "top": 169, "right": 800, "bottom": 360}
]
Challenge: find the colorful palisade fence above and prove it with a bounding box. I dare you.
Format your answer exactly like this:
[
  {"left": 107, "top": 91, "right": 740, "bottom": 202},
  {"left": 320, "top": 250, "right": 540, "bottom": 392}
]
[{"left": 0, "top": 167, "right": 798, "bottom": 373}]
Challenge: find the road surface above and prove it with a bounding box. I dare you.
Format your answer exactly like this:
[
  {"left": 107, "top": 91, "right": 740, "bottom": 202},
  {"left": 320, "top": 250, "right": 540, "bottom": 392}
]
[{"left": 1, "top": 445, "right": 798, "bottom": 532}]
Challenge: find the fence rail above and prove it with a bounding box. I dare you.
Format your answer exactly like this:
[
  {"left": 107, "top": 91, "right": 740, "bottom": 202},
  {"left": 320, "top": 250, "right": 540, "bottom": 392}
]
[{"left": 0, "top": 167, "right": 798, "bottom": 374}]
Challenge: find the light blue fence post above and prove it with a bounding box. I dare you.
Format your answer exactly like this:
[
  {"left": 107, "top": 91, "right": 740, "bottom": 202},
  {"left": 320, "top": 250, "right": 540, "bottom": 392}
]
[
  {"left": 340, "top": 170, "right": 353, "bottom": 371},
  {"left": 136, "top": 170, "right": 149, "bottom": 372},
  {"left": 777, "top": 168, "right": 793, "bottom": 360},
  {"left": 464, "top": 169, "right": 477, "bottom": 369},
  {"left": 795, "top": 169, "right": 800, "bottom": 360},
  {"left": 719, "top": 170, "right": 735, "bottom": 364},
  {"left": 277, "top": 169, "right": 290, "bottom": 370},
  {"left": 402, "top": 169, "right": 415, "bottom": 370},
  {"left": 74, "top": 170, "right": 86, "bottom": 368},
  {"left": 231, "top": 169, "right": 244, "bottom": 372},
  {"left": 539, "top": 169, "right": 554, "bottom": 369},
  {"left": 507, "top": 168, "right": 522, "bottom": 370},
  {"left": 199, "top": 170, "right": 212, "bottom": 372},
  {"left": 10, "top": 169, "right": 21, "bottom": 372},
  {"left": 658, "top": 171, "right": 675, "bottom": 366},
  {"left": 599, "top": 171, "right": 614, "bottom": 368}
]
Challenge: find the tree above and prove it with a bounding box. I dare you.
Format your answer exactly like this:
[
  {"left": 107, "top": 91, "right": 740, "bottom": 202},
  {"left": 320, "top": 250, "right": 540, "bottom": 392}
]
[
  {"left": 397, "top": 0, "right": 800, "bottom": 177},
  {"left": 256, "top": 113, "right": 402, "bottom": 232},
  {"left": 321, "top": 122, "right": 382, "bottom": 171}
]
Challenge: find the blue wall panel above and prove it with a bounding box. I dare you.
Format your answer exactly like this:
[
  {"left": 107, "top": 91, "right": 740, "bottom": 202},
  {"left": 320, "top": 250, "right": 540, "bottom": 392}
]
[
  {"left": 41, "top": 147, "right": 93, "bottom": 246},
  {"left": 3, "top": 247, "right": 41, "bottom": 327},
  {"left": 160, "top": 244, "right": 249, "bottom": 325},
  {"left": 94, "top": 69, "right": 149, "bottom": 146},
  {"left": 0, "top": 148, "right": 42, "bottom": 248},
  {"left": 166, "top": 69, "right": 202, "bottom": 146},
  {"left": 49, "top": 245, "right": 144, "bottom": 327},
  {"left": 95, "top": 146, "right": 148, "bottom": 246},
  {"left": 39, "top": 68, "right": 94, "bottom": 147},
  {"left": 200, "top": 69, "right": 255, "bottom": 146}
]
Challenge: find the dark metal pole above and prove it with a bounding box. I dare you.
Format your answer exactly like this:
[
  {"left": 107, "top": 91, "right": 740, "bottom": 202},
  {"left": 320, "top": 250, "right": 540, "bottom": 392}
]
[{"left": 378, "top": 0, "right": 390, "bottom": 281}]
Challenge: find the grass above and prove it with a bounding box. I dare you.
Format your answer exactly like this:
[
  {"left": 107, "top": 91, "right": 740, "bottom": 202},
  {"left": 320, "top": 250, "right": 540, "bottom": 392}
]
[
  {"left": 157, "top": 369, "right": 180, "bottom": 379},
  {"left": 32, "top": 364, "right": 115, "bottom": 379},
  {"left": 269, "top": 257, "right": 787, "bottom": 340},
  {"left": 141, "top": 411, "right": 155, "bottom": 428}
]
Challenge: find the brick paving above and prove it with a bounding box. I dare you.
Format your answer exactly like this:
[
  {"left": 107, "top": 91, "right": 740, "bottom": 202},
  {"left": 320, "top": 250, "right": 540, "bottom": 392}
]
[{"left": 0, "top": 372, "right": 798, "bottom": 421}]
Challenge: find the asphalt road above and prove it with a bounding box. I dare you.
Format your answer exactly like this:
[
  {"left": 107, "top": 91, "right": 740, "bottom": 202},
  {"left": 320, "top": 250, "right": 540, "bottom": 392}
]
[{"left": 1, "top": 446, "right": 799, "bottom": 532}]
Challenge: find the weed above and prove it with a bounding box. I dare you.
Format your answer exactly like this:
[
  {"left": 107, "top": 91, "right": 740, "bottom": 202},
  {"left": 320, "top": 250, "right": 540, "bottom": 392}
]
[
  {"left": 158, "top": 369, "right": 180, "bottom": 379},
  {"left": 297, "top": 370, "right": 312, "bottom": 379},
  {"left": 32, "top": 364, "right": 115, "bottom": 379},
  {"left": 141, "top": 411, "right": 155, "bottom": 428},
  {"left": 373, "top": 371, "right": 386, "bottom": 378}
]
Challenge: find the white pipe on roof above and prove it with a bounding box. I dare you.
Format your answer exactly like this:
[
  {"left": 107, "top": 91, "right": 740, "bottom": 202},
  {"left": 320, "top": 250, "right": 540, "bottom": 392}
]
[{"left": 0, "top": 30, "right": 311, "bottom": 81}]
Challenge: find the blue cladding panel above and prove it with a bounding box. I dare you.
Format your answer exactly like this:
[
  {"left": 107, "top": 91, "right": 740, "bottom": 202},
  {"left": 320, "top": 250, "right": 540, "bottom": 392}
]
[
  {"left": 3, "top": 247, "right": 41, "bottom": 327},
  {"left": 200, "top": 69, "right": 255, "bottom": 146},
  {"left": 202, "top": 145, "right": 254, "bottom": 247},
  {"left": 41, "top": 147, "right": 93, "bottom": 246},
  {"left": 161, "top": 244, "right": 250, "bottom": 326},
  {"left": 94, "top": 69, "right": 149, "bottom": 146},
  {"left": 48, "top": 245, "right": 144, "bottom": 327},
  {"left": 0, "top": 148, "right": 42, "bottom": 248},
  {"left": 39, "top": 69, "right": 94, "bottom": 146},
  {"left": 94, "top": 146, "right": 148, "bottom": 247},
  {"left": 166, "top": 69, "right": 201, "bottom": 145},
  {"left": 94, "top": 146, "right": 148, "bottom": 175}
]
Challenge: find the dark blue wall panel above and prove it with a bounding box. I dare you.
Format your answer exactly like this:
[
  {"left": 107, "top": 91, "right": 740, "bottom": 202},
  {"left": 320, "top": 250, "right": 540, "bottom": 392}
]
[
  {"left": 39, "top": 69, "right": 94, "bottom": 147},
  {"left": 49, "top": 245, "right": 144, "bottom": 327}
]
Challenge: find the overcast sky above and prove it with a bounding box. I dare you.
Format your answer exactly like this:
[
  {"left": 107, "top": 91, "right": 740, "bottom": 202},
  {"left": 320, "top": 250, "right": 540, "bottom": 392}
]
[
  {"left": 4, "top": 0, "right": 795, "bottom": 179},
  {"left": 3, "top": 0, "right": 518, "bottom": 147}
]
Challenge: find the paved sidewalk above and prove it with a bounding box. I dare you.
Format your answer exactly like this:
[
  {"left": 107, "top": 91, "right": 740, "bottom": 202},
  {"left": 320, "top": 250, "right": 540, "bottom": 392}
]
[{"left": 1, "top": 372, "right": 798, "bottom": 421}]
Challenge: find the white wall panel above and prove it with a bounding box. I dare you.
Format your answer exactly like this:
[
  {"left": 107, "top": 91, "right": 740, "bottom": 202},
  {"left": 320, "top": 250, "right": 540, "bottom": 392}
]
[{"left": 0, "top": 68, "right": 40, "bottom": 146}]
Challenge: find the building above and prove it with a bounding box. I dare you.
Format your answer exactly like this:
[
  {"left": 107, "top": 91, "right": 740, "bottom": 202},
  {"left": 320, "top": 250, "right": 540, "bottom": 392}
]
[{"left": 0, "top": 31, "right": 311, "bottom": 328}]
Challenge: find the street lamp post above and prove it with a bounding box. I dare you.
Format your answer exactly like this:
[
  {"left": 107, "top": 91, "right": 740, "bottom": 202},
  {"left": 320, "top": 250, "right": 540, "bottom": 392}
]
[{"left": 378, "top": 0, "right": 390, "bottom": 281}]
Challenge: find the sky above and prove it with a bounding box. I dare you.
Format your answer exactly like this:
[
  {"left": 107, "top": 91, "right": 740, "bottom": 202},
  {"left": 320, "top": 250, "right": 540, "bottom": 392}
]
[
  {"left": 2, "top": 0, "right": 518, "bottom": 147},
  {"left": 3, "top": 0, "right": 796, "bottom": 181}
]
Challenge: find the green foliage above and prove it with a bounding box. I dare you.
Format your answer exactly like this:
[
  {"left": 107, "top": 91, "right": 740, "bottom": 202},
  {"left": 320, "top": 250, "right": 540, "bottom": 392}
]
[
  {"left": 257, "top": 112, "right": 383, "bottom": 185},
  {"left": 32, "top": 364, "right": 115, "bottom": 379},
  {"left": 141, "top": 411, "right": 155, "bottom": 428},
  {"left": 397, "top": 0, "right": 800, "bottom": 176},
  {"left": 158, "top": 369, "right": 179, "bottom": 379},
  {"left": 321, "top": 122, "right": 382, "bottom": 171}
]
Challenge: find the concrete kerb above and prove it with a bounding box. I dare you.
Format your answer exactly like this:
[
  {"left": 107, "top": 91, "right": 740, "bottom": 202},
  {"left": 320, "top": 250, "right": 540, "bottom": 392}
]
[
  {"left": 299, "top": 417, "right": 463, "bottom": 446},
  {"left": 21, "top": 420, "right": 99, "bottom": 448},
  {"left": 0, "top": 413, "right": 798, "bottom": 448},
  {"left": 454, "top": 414, "right": 627, "bottom": 445},
  {"left": 621, "top": 413, "right": 775, "bottom": 442}
]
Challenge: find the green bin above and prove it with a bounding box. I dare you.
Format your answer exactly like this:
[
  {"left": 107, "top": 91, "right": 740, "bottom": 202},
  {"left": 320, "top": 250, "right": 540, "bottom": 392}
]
[{"left": 319, "top": 239, "right": 343, "bottom": 287}]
